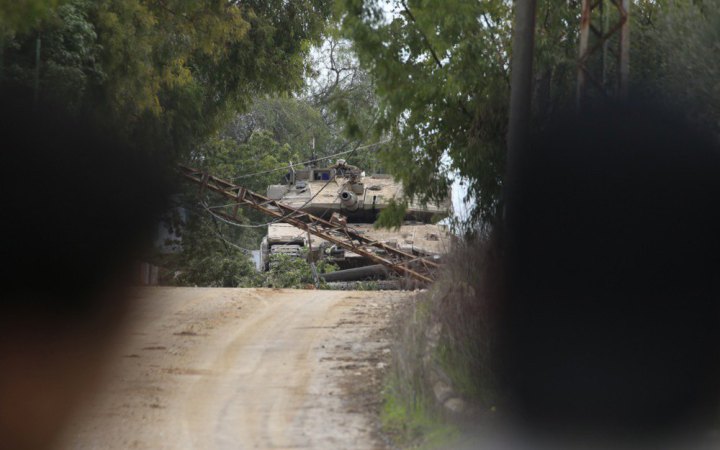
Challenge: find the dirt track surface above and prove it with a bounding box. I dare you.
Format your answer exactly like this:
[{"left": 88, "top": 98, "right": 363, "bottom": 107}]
[{"left": 58, "top": 287, "right": 411, "bottom": 450}]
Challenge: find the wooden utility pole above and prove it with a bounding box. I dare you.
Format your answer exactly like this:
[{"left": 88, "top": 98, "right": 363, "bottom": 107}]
[
  {"left": 506, "top": 0, "right": 538, "bottom": 183},
  {"left": 33, "top": 34, "right": 42, "bottom": 108}
]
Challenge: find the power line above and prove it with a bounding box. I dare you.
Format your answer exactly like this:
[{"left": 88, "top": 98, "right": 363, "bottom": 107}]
[
  {"left": 229, "top": 140, "right": 389, "bottom": 181},
  {"left": 203, "top": 202, "right": 280, "bottom": 228},
  {"left": 204, "top": 136, "right": 373, "bottom": 228},
  {"left": 202, "top": 174, "right": 339, "bottom": 228},
  {"left": 212, "top": 230, "right": 255, "bottom": 254},
  {"left": 165, "top": 199, "right": 258, "bottom": 253}
]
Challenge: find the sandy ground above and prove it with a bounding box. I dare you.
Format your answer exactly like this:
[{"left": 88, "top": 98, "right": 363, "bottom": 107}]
[{"left": 57, "top": 287, "right": 412, "bottom": 450}]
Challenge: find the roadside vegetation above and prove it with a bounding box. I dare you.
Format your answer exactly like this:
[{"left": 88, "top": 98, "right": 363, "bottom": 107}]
[
  {"left": 380, "top": 239, "right": 498, "bottom": 448},
  {"left": 156, "top": 250, "right": 338, "bottom": 289},
  {"left": 261, "top": 253, "right": 338, "bottom": 289}
]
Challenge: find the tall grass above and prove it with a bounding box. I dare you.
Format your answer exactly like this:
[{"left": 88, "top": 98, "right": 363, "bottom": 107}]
[{"left": 381, "top": 236, "right": 500, "bottom": 447}]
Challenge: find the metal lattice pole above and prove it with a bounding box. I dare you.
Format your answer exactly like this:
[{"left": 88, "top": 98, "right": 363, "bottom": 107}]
[
  {"left": 179, "top": 165, "right": 440, "bottom": 284},
  {"left": 577, "top": 0, "right": 630, "bottom": 108}
]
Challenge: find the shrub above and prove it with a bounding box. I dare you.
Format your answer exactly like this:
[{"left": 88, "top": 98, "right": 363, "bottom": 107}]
[
  {"left": 381, "top": 236, "right": 499, "bottom": 447},
  {"left": 174, "top": 254, "right": 256, "bottom": 287},
  {"left": 262, "top": 252, "right": 338, "bottom": 289}
]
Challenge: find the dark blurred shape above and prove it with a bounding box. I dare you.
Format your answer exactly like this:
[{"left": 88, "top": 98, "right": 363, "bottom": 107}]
[
  {"left": 499, "top": 100, "right": 720, "bottom": 447},
  {"left": 0, "top": 90, "right": 171, "bottom": 317},
  {"left": 0, "top": 89, "right": 171, "bottom": 449}
]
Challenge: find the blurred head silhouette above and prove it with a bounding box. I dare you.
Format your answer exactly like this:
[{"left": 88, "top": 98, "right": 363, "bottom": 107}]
[
  {"left": 499, "top": 100, "right": 720, "bottom": 448},
  {"left": 0, "top": 91, "right": 168, "bottom": 449}
]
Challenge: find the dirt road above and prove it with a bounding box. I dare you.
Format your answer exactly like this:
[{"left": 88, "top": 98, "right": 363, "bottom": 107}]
[{"left": 58, "top": 287, "right": 411, "bottom": 450}]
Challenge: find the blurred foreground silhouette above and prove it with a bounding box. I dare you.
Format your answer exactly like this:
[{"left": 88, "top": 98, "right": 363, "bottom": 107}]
[
  {"left": 499, "top": 100, "right": 720, "bottom": 449},
  {"left": 0, "top": 92, "right": 169, "bottom": 449}
]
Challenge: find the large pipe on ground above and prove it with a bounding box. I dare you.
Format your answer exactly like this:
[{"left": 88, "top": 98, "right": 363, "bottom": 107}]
[
  {"left": 320, "top": 264, "right": 389, "bottom": 282},
  {"left": 325, "top": 280, "right": 402, "bottom": 290}
]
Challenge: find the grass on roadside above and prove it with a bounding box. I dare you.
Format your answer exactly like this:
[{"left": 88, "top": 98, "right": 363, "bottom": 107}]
[
  {"left": 381, "top": 374, "right": 459, "bottom": 449},
  {"left": 379, "top": 237, "right": 498, "bottom": 449}
]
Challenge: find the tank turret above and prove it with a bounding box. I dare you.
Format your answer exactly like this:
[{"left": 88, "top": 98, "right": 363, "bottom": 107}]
[{"left": 266, "top": 162, "right": 450, "bottom": 223}]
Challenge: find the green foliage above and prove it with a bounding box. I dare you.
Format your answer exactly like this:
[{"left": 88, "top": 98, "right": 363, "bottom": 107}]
[
  {"left": 195, "top": 129, "right": 301, "bottom": 191},
  {"left": 203, "top": 94, "right": 386, "bottom": 183},
  {"left": 381, "top": 291, "right": 462, "bottom": 448},
  {"left": 263, "top": 253, "right": 315, "bottom": 288},
  {"left": 374, "top": 199, "right": 407, "bottom": 230},
  {"left": 167, "top": 128, "right": 295, "bottom": 284},
  {"left": 633, "top": 0, "right": 720, "bottom": 138},
  {"left": 0, "top": 0, "right": 68, "bottom": 33},
  {"left": 316, "top": 258, "right": 339, "bottom": 275},
  {"left": 339, "top": 0, "right": 515, "bottom": 222},
  {"left": 532, "top": 3, "right": 581, "bottom": 121},
  {"left": 381, "top": 375, "right": 459, "bottom": 449},
  {"left": 380, "top": 240, "right": 498, "bottom": 446},
  {"left": 305, "top": 33, "right": 389, "bottom": 174},
  {"left": 338, "top": 0, "right": 720, "bottom": 225},
  {"left": 2, "top": 1, "right": 103, "bottom": 112},
  {"left": 435, "top": 336, "right": 495, "bottom": 404},
  {"left": 178, "top": 108, "right": 315, "bottom": 267},
  {"left": 353, "top": 280, "right": 380, "bottom": 290},
  {"left": 2, "top": 0, "right": 333, "bottom": 155},
  {"left": 225, "top": 97, "right": 336, "bottom": 161},
  {"left": 163, "top": 205, "right": 258, "bottom": 287},
  {"left": 2, "top": 0, "right": 338, "bottom": 288},
  {"left": 263, "top": 253, "right": 338, "bottom": 289},
  {"left": 175, "top": 253, "right": 256, "bottom": 288}
]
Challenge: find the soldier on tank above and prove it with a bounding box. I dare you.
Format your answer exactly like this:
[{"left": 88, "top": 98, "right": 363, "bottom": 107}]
[{"left": 330, "top": 159, "right": 361, "bottom": 181}]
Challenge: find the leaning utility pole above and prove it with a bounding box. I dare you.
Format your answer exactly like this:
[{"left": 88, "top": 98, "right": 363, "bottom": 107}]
[
  {"left": 577, "top": 0, "right": 630, "bottom": 107},
  {"left": 178, "top": 165, "right": 440, "bottom": 284}
]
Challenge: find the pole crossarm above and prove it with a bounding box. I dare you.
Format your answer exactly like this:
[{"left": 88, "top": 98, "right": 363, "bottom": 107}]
[{"left": 179, "top": 165, "right": 440, "bottom": 284}]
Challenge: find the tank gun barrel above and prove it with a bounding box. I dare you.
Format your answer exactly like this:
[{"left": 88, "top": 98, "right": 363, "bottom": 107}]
[{"left": 340, "top": 191, "right": 359, "bottom": 210}]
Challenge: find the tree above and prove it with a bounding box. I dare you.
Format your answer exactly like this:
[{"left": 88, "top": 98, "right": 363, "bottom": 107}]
[
  {"left": 223, "top": 97, "right": 337, "bottom": 164},
  {"left": 2, "top": 1, "right": 103, "bottom": 113},
  {"left": 339, "top": 0, "right": 720, "bottom": 225},
  {"left": 339, "top": 0, "right": 515, "bottom": 223},
  {"left": 0, "top": 0, "right": 69, "bottom": 34},
  {"left": 1, "top": 0, "right": 336, "bottom": 286},
  {"left": 1, "top": 0, "right": 333, "bottom": 155},
  {"left": 633, "top": 0, "right": 720, "bottom": 138},
  {"left": 166, "top": 128, "right": 301, "bottom": 286},
  {"left": 169, "top": 212, "right": 258, "bottom": 288},
  {"left": 305, "top": 34, "right": 386, "bottom": 174}
]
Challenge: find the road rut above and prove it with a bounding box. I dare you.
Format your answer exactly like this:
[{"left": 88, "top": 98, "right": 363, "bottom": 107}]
[{"left": 58, "top": 287, "right": 411, "bottom": 450}]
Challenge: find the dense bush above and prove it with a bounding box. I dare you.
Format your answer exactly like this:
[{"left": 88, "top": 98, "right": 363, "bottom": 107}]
[
  {"left": 262, "top": 253, "right": 338, "bottom": 289},
  {"left": 173, "top": 254, "right": 257, "bottom": 288},
  {"left": 382, "top": 238, "right": 498, "bottom": 447}
]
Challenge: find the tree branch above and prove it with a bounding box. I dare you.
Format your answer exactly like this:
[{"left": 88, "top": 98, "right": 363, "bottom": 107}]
[
  {"left": 480, "top": 12, "right": 510, "bottom": 87},
  {"left": 399, "top": 1, "right": 473, "bottom": 119},
  {"left": 399, "top": 0, "right": 444, "bottom": 70}
]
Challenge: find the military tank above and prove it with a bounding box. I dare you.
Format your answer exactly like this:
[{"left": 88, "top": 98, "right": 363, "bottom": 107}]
[{"left": 259, "top": 160, "right": 452, "bottom": 280}]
